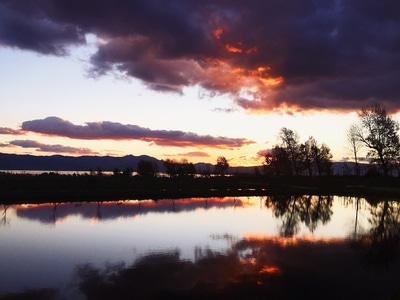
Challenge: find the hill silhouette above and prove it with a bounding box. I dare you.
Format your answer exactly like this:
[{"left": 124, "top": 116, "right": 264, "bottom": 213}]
[
  {"left": 0, "top": 152, "right": 360, "bottom": 175},
  {"left": 0, "top": 153, "right": 163, "bottom": 172}
]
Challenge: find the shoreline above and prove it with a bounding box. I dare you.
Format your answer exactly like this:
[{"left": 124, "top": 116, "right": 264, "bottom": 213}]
[{"left": 1, "top": 173, "right": 399, "bottom": 204}]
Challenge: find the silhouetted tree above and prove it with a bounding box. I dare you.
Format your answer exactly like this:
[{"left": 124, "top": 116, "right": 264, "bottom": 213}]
[
  {"left": 96, "top": 167, "right": 103, "bottom": 176},
  {"left": 265, "top": 130, "right": 332, "bottom": 176},
  {"left": 112, "top": 168, "right": 120, "bottom": 176},
  {"left": 163, "top": 159, "right": 196, "bottom": 177},
  {"left": 122, "top": 166, "right": 134, "bottom": 177},
  {"left": 279, "top": 128, "right": 301, "bottom": 175},
  {"left": 177, "top": 159, "right": 197, "bottom": 177},
  {"left": 313, "top": 143, "right": 333, "bottom": 176},
  {"left": 300, "top": 137, "right": 317, "bottom": 176},
  {"left": 137, "top": 160, "right": 155, "bottom": 178},
  {"left": 163, "top": 159, "right": 177, "bottom": 177},
  {"left": 354, "top": 104, "right": 400, "bottom": 176},
  {"left": 347, "top": 124, "right": 362, "bottom": 176},
  {"left": 264, "top": 146, "right": 291, "bottom": 177},
  {"left": 214, "top": 156, "right": 229, "bottom": 176},
  {"left": 301, "top": 136, "right": 332, "bottom": 176}
]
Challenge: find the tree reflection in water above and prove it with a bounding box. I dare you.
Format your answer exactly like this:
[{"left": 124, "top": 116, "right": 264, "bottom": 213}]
[
  {"left": 72, "top": 195, "right": 400, "bottom": 299},
  {"left": 1, "top": 205, "right": 9, "bottom": 227},
  {"left": 265, "top": 195, "right": 334, "bottom": 237},
  {"left": 74, "top": 236, "right": 400, "bottom": 299},
  {"left": 265, "top": 194, "right": 400, "bottom": 269},
  {"left": 352, "top": 198, "right": 400, "bottom": 267},
  {"left": 2, "top": 196, "right": 400, "bottom": 299}
]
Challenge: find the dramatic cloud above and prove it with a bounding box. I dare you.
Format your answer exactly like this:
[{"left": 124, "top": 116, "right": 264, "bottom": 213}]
[
  {"left": 2, "top": 0, "right": 400, "bottom": 111},
  {"left": 0, "top": 127, "right": 24, "bottom": 135},
  {"left": 9, "top": 139, "right": 97, "bottom": 155},
  {"left": 21, "top": 117, "right": 254, "bottom": 149},
  {"left": 0, "top": 2, "right": 84, "bottom": 55}
]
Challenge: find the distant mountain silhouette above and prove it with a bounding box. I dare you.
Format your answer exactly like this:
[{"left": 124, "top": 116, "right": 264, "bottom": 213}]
[
  {"left": 0, "top": 152, "right": 362, "bottom": 175},
  {"left": 0, "top": 153, "right": 164, "bottom": 172}
]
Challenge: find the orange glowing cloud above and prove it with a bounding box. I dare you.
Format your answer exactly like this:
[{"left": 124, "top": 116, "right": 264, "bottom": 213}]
[
  {"left": 2, "top": 1, "right": 399, "bottom": 113},
  {"left": 212, "top": 28, "right": 223, "bottom": 40},
  {"left": 197, "top": 58, "right": 285, "bottom": 113},
  {"left": 259, "top": 265, "right": 282, "bottom": 275},
  {"left": 201, "top": 60, "right": 283, "bottom": 91},
  {"left": 87, "top": 24, "right": 291, "bottom": 114},
  {"left": 225, "top": 44, "right": 242, "bottom": 53}
]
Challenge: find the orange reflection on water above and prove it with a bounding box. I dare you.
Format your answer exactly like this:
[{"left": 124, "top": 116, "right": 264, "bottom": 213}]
[
  {"left": 15, "top": 203, "right": 49, "bottom": 209},
  {"left": 244, "top": 233, "right": 346, "bottom": 247},
  {"left": 14, "top": 202, "right": 73, "bottom": 225}
]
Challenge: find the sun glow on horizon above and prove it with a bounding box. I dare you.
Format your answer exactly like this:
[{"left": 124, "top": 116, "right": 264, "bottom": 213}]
[{"left": 0, "top": 22, "right": 398, "bottom": 166}]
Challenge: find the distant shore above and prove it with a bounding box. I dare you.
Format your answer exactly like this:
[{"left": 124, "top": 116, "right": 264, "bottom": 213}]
[{"left": 0, "top": 172, "right": 399, "bottom": 204}]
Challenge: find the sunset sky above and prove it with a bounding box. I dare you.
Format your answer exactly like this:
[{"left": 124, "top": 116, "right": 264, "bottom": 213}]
[{"left": 1, "top": 0, "right": 399, "bottom": 166}]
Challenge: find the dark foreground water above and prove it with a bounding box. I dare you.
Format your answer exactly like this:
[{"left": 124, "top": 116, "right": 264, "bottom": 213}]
[{"left": 1, "top": 195, "right": 400, "bottom": 299}]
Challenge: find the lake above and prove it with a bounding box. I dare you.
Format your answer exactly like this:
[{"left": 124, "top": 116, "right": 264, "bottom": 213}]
[{"left": 1, "top": 195, "right": 400, "bottom": 299}]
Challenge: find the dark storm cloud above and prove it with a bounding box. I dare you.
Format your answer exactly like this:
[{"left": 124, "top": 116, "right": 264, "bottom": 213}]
[
  {"left": 0, "top": 1, "right": 84, "bottom": 55},
  {"left": 1, "top": 0, "right": 400, "bottom": 111},
  {"left": 10, "top": 139, "right": 97, "bottom": 154},
  {"left": 21, "top": 117, "right": 254, "bottom": 148}
]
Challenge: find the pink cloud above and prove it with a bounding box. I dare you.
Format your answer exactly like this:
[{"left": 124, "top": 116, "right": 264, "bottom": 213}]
[
  {"left": 179, "top": 151, "right": 210, "bottom": 157},
  {"left": 0, "top": 127, "right": 25, "bottom": 135},
  {"left": 10, "top": 139, "right": 98, "bottom": 155},
  {"left": 21, "top": 117, "right": 254, "bottom": 149},
  {"left": 257, "top": 149, "right": 270, "bottom": 157}
]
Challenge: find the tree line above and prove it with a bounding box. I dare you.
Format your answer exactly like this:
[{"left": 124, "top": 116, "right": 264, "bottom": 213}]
[
  {"left": 347, "top": 104, "right": 400, "bottom": 176},
  {"left": 105, "top": 103, "right": 400, "bottom": 178},
  {"left": 133, "top": 156, "right": 230, "bottom": 178},
  {"left": 264, "top": 127, "right": 333, "bottom": 177},
  {"left": 264, "top": 104, "right": 400, "bottom": 177}
]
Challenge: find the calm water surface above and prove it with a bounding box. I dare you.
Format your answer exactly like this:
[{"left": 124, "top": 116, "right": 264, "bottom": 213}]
[{"left": 1, "top": 195, "right": 400, "bottom": 299}]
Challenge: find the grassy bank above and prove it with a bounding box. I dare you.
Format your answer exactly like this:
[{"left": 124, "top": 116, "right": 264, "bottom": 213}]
[{"left": 0, "top": 172, "right": 399, "bottom": 204}]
